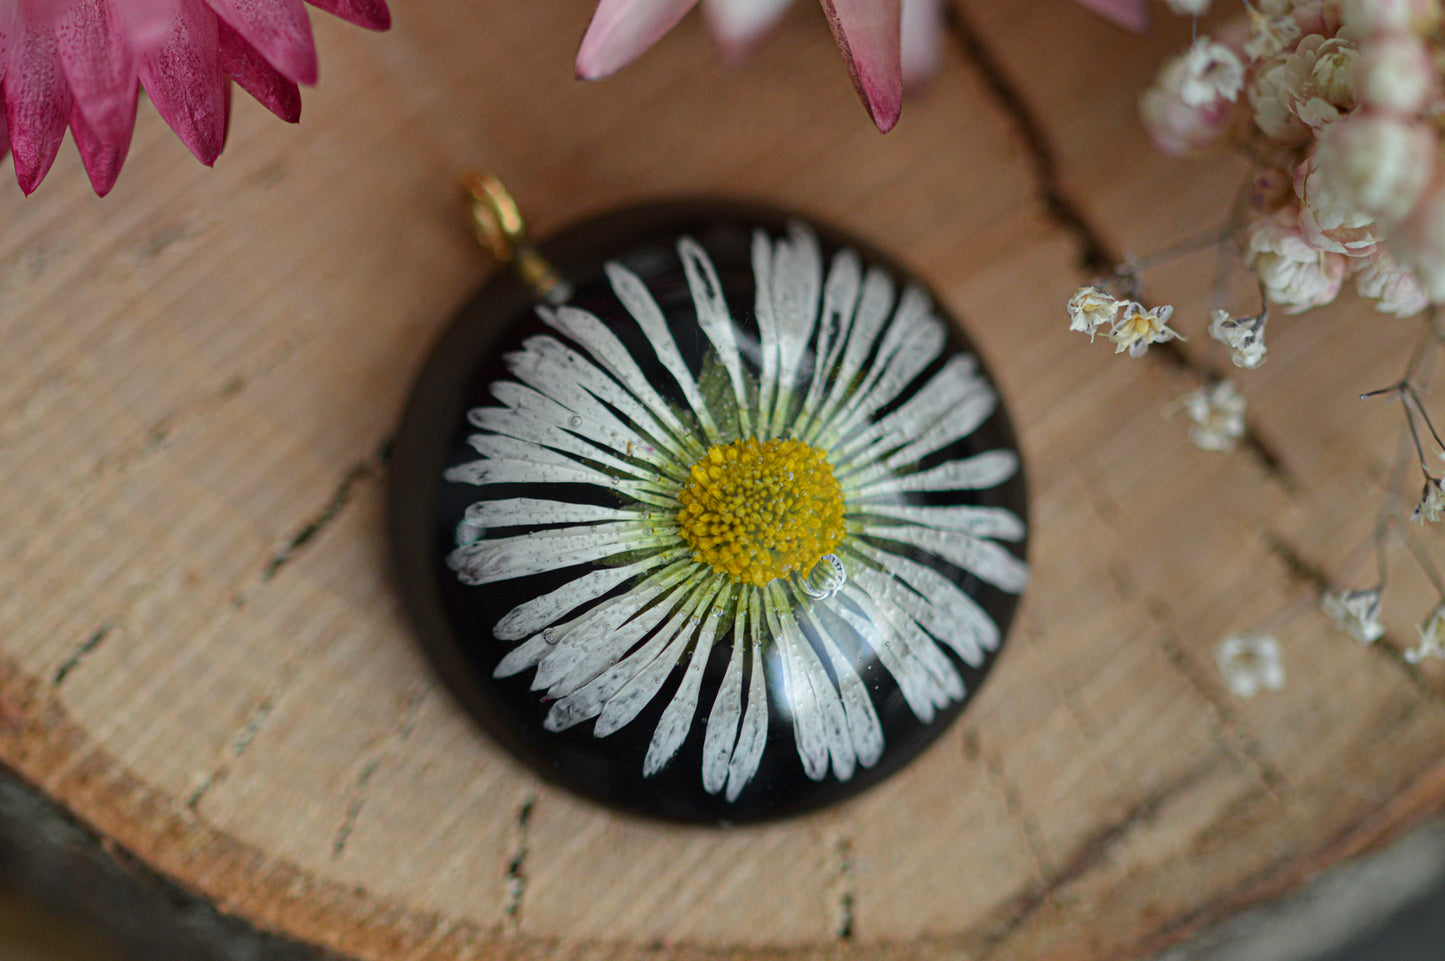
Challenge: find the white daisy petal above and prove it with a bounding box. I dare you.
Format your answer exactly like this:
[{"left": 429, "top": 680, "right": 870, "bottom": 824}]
[
  {"left": 701, "top": 611, "right": 746, "bottom": 795},
  {"left": 803, "top": 605, "right": 884, "bottom": 769},
  {"left": 843, "top": 581, "right": 965, "bottom": 702},
  {"left": 867, "top": 525, "right": 1029, "bottom": 594},
  {"left": 829, "top": 286, "right": 942, "bottom": 437},
  {"left": 680, "top": 236, "right": 753, "bottom": 437},
  {"left": 767, "top": 222, "right": 824, "bottom": 431},
  {"left": 534, "top": 564, "right": 700, "bottom": 696},
  {"left": 480, "top": 381, "right": 678, "bottom": 476},
  {"left": 812, "top": 265, "right": 895, "bottom": 431},
  {"left": 596, "top": 577, "right": 728, "bottom": 736},
  {"left": 752, "top": 230, "right": 782, "bottom": 438},
  {"left": 510, "top": 332, "right": 697, "bottom": 463},
  {"left": 878, "top": 380, "right": 998, "bottom": 473},
  {"left": 605, "top": 262, "right": 722, "bottom": 442},
  {"left": 823, "top": 598, "right": 941, "bottom": 722},
  {"left": 449, "top": 521, "right": 654, "bottom": 585},
  {"left": 848, "top": 557, "right": 995, "bottom": 667},
  {"left": 766, "top": 587, "right": 829, "bottom": 780},
  {"left": 772, "top": 587, "right": 853, "bottom": 781},
  {"left": 853, "top": 503, "right": 1026, "bottom": 541},
  {"left": 495, "top": 556, "right": 667, "bottom": 641},
  {"left": 848, "top": 450, "right": 1019, "bottom": 499},
  {"left": 644, "top": 582, "right": 732, "bottom": 776},
  {"left": 726, "top": 595, "right": 771, "bottom": 801},
  {"left": 795, "top": 247, "right": 862, "bottom": 441},
  {"left": 834, "top": 354, "right": 987, "bottom": 470},
  {"left": 457, "top": 497, "right": 639, "bottom": 539}
]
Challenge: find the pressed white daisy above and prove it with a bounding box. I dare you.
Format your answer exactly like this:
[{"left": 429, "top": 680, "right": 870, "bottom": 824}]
[{"left": 444, "top": 222, "right": 1028, "bottom": 803}]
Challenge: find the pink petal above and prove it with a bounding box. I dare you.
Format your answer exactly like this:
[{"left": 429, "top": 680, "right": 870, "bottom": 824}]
[
  {"left": 701, "top": 0, "right": 792, "bottom": 55},
  {"left": 304, "top": 0, "right": 387, "bottom": 31},
  {"left": 576, "top": 0, "right": 697, "bottom": 80},
  {"left": 1070, "top": 0, "right": 1148, "bottom": 32},
  {"left": 115, "top": 0, "right": 182, "bottom": 53},
  {"left": 137, "top": 0, "right": 227, "bottom": 164},
  {"left": 218, "top": 19, "right": 298, "bottom": 121},
  {"left": 899, "top": 0, "right": 940, "bottom": 88},
  {"left": 20, "top": 0, "right": 82, "bottom": 28},
  {"left": 68, "top": 93, "right": 129, "bottom": 193},
  {"left": 819, "top": 0, "right": 902, "bottom": 132},
  {"left": 5, "top": 16, "right": 74, "bottom": 193},
  {"left": 204, "top": 0, "right": 316, "bottom": 84},
  {"left": 55, "top": 0, "right": 138, "bottom": 142}
]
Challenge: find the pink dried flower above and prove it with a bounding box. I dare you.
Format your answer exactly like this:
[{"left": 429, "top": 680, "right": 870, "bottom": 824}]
[
  {"left": 1141, "top": 36, "right": 1245, "bottom": 154},
  {"left": 576, "top": 0, "right": 1150, "bottom": 133},
  {"left": 1352, "top": 249, "right": 1428, "bottom": 316},
  {"left": 1393, "top": 178, "right": 1445, "bottom": 302},
  {"left": 1, "top": 0, "right": 389, "bottom": 196},
  {"left": 1309, "top": 115, "right": 1436, "bottom": 227},
  {"left": 1356, "top": 31, "right": 1435, "bottom": 114},
  {"left": 1245, "top": 205, "right": 1348, "bottom": 312},
  {"left": 1342, "top": 0, "right": 1440, "bottom": 35}
]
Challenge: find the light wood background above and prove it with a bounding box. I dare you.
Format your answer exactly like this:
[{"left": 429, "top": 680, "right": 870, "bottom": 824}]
[{"left": 3, "top": 1, "right": 1444, "bottom": 959}]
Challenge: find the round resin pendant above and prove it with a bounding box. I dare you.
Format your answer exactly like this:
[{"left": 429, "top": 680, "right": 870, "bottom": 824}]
[{"left": 390, "top": 197, "right": 1029, "bottom": 823}]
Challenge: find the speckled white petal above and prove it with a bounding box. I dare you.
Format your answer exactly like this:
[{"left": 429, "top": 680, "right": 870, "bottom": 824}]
[
  {"left": 457, "top": 497, "right": 641, "bottom": 539},
  {"left": 854, "top": 503, "right": 1026, "bottom": 541},
  {"left": 804, "top": 605, "right": 883, "bottom": 769},
  {"left": 767, "top": 222, "right": 823, "bottom": 431},
  {"left": 843, "top": 580, "right": 964, "bottom": 702},
  {"left": 768, "top": 584, "right": 837, "bottom": 781},
  {"left": 543, "top": 578, "right": 700, "bottom": 729},
  {"left": 796, "top": 247, "right": 861, "bottom": 442},
  {"left": 541, "top": 306, "right": 700, "bottom": 459},
  {"left": 847, "top": 450, "right": 1018, "bottom": 499},
  {"left": 509, "top": 334, "right": 695, "bottom": 464},
  {"left": 752, "top": 230, "right": 781, "bottom": 438},
  {"left": 534, "top": 563, "right": 701, "bottom": 696},
  {"left": 812, "top": 265, "right": 895, "bottom": 431},
  {"left": 829, "top": 286, "right": 942, "bottom": 437},
  {"left": 644, "top": 583, "right": 731, "bottom": 776},
  {"left": 605, "top": 262, "right": 721, "bottom": 443},
  {"left": 868, "top": 525, "right": 1029, "bottom": 594},
  {"left": 848, "top": 558, "right": 996, "bottom": 667},
  {"left": 481, "top": 380, "right": 677, "bottom": 476},
  {"left": 701, "top": 612, "right": 746, "bottom": 795},
  {"left": 596, "top": 577, "right": 727, "bottom": 736},
  {"left": 448, "top": 521, "right": 649, "bottom": 585},
  {"left": 834, "top": 354, "right": 984, "bottom": 469},
  {"left": 494, "top": 556, "right": 667, "bottom": 641},
  {"left": 446, "top": 455, "right": 615, "bottom": 491},
  {"left": 680, "top": 236, "right": 753, "bottom": 438},
  {"left": 726, "top": 594, "right": 770, "bottom": 802},
  {"left": 878, "top": 380, "right": 997, "bottom": 474},
  {"left": 468, "top": 407, "right": 663, "bottom": 485},
  {"left": 825, "top": 597, "right": 940, "bottom": 722}
]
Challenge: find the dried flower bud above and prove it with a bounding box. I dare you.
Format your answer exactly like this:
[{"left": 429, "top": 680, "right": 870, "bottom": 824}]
[
  {"left": 1308, "top": 115, "right": 1435, "bottom": 228},
  {"left": 1067, "top": 286, "right": 1122, "bottom": 340},
  {"left": 1216, "top": 634, "right": 1286, "bottom": 697},
  {"left": 1143, "top": 38, "right": 1246, "bottom": 154},
  {"left": 1343, "top": 0, "right": 1440, "bottom": 35},
  {"left": 1108, "top": 302, "right": 1182, "bottom": 358},
  {"left": 1322, "top": 587, "right": 1386, "bottom": 644},
  {"left": 1181, "top": 379, "right": 1247, "bottom": 451},
  {"left": 1407, "top": 604, "right": 1445, "bottom": 663},
  {"left": 1413, "top": 477, "right": 1445, "bottom": 522},
  {"left": 1209, "top": 309, "right": 1268, "bottom": 368}
]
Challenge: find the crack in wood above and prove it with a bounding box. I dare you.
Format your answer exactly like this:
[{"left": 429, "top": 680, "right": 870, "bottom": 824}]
[
  {"left": 504, "top": 794, "right": 535, "bottom": 930},
  {"left": 332, "top": 687, "right": 429, "bottom": 860},
  {"left": 1262, "top": 532, "right": 1439, "bottom": 700},
  {"left": 835, "top": 837, "right": 856, "bottom": 940},
  {"left": 262, "top": 450, "right": 386, "bottom": 583},
  {"left": 52, "top": 625, "right": 113, "bottom": 686},
  {"left": 966, "top": 727, "right": 1052, "bottom": 881},
  {"left": 966, "top": 758, "right": 1221, "bottom": 959},
  {"left": 185, "top": 694, "right": 278, "bottom": 810}
]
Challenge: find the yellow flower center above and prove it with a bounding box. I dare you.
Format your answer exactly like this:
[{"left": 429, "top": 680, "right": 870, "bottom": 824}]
[{"left": 676, "top": 438, "right": 846, "bottom": 586}]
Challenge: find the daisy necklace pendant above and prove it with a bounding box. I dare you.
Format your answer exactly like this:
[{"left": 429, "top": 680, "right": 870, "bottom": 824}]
[{"left": 389, "top": 175, "right": 1030, "bottom": 824}]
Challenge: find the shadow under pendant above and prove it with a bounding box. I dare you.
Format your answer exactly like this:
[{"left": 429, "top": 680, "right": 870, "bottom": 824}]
[{"left": 390, "top": 201, "right": 1030, "bottom": 823}]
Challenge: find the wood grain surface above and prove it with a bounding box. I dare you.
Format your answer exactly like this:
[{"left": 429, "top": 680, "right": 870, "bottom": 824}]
[{"left": 3, "top": 1, "right": 1445, "bottom": 959}]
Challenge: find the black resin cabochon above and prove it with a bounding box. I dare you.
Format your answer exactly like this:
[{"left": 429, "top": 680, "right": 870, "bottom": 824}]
[{"left": 390, "top": 203, "right": 1029, "bottom": 823}]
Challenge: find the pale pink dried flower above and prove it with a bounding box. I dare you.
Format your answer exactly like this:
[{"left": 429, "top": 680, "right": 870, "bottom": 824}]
[
  {"left": 1245, "top": 205, "right": 1348, "bottom": 312},
  {"left": 577, "top": 0, "right": 1150, "bottom": 133},
  {"left": 1281, "top": 34, "right": 1358, "bottom": 130},
  {"left": 1141, "top": 37, "right": 1245, "bottom": 154},
  {"left": 0, "top": 0, "right": 389, "bottom": 195},
  {"left": 1392, "top": 178, "right": 1445, "bottom": 301},
  {"left": 1342, "top": 0, "right": 1440, "bottom": 35},
  {"left": 1352, "top": 249, "right": 1429, "bottom": 316},
  {"left": 1306, "top": 115, "right": 1435, "bottom": 228}
]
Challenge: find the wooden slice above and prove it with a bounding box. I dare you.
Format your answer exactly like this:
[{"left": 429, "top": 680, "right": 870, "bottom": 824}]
[{"left": 2, "top": 1, "right": 1443, "bottom": 959}]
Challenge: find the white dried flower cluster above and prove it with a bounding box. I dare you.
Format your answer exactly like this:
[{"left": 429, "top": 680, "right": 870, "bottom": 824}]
[
  {"left": 1321, "top": 586, "right": 1386, "bottom": 644},
  {"left": 1180, "top": 379, "right": 1247, "bottom": 451},
  {"left": 1066, "top": 286, "right": 1183, "bottom": 358},
  {"left": 1208, "top": 309, "right": 1268, "bottom": 368},
  {"left": 1216, "top": 633, "right": 1286, "bottom": 697},
  {"left": 1141, "top": 0, "right": 1445, "bottom": 315},
  {"left": 1407, "top": 604, "right": 1445, "bottom": 662}
]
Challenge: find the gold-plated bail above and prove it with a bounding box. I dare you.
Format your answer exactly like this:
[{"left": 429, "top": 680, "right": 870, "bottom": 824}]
[{"left": 463, "top": 172, "right": 571, "bottom": 304}]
